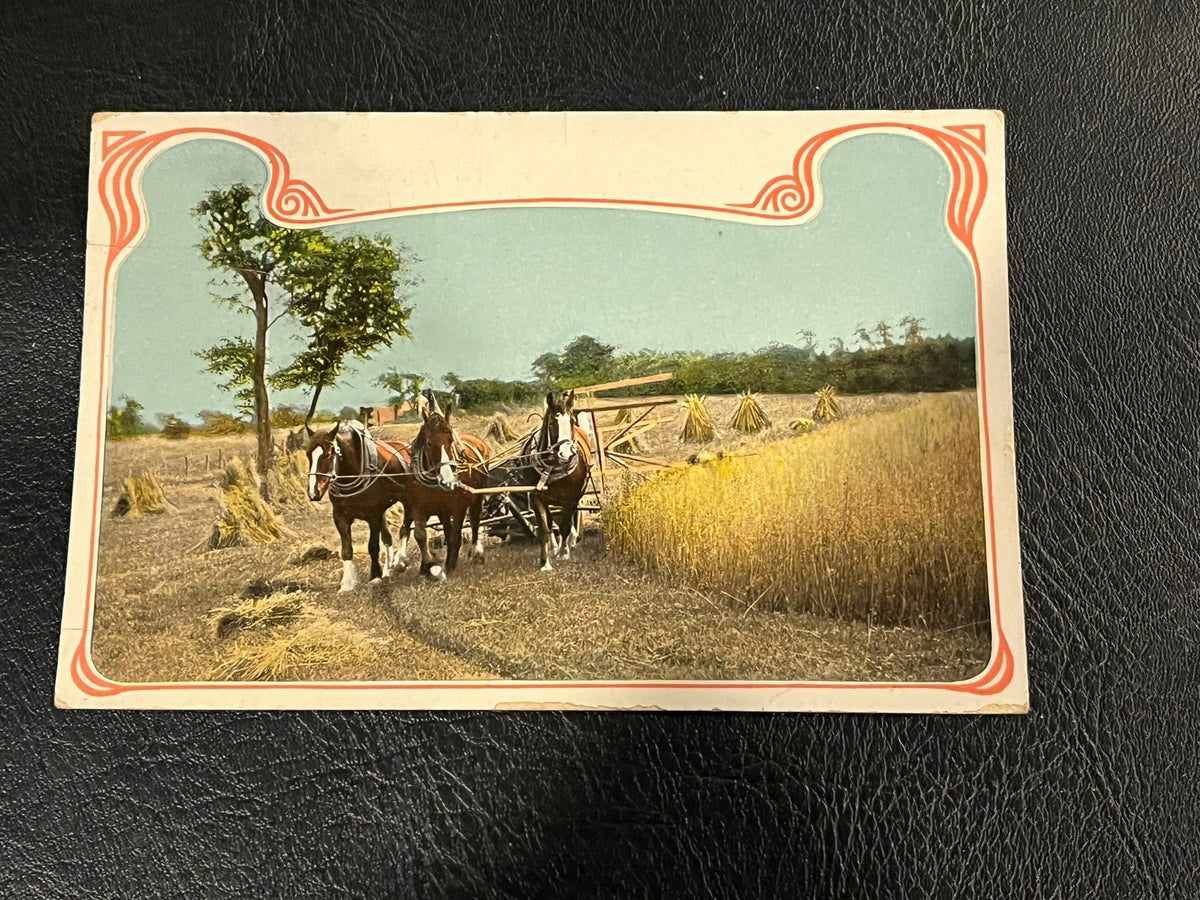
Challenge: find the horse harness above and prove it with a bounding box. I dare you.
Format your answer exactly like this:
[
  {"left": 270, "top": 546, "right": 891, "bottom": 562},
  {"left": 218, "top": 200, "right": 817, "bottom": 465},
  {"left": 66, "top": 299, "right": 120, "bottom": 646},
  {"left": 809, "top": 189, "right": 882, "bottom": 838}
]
[
  {"left": 527, "top": 422, "right": 592, "bottom": 490},
  {"left": 411, "top": 429, "right": 487, "bottom": 491},
  {"left": 327, "top": 421, "right": 410, "bottom": 499}
]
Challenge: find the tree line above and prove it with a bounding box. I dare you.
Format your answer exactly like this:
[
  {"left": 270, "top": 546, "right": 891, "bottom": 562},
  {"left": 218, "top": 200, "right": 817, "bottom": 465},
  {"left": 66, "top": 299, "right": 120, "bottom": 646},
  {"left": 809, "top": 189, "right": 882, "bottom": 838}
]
[{"left": 439, "top": 322, "right": 976, "bottom": 409}]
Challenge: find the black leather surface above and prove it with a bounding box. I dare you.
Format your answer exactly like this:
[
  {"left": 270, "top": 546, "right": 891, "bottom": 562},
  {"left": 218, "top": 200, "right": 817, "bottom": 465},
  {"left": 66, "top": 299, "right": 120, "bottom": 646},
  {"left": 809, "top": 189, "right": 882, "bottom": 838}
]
[{"left": 3, "top": 2, "right": 1198, "bottom": 897}]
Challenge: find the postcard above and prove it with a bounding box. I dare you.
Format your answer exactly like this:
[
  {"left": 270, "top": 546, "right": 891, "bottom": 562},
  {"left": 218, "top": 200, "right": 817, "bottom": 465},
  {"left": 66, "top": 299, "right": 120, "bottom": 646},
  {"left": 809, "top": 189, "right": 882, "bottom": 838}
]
[{"left": 56, "top": 110, "right": 1026, "bottom": 711}]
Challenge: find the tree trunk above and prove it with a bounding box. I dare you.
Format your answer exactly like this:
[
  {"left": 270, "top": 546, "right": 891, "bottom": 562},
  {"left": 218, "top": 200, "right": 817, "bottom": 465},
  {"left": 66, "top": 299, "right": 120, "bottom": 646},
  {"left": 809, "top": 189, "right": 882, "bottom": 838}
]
[
  {"left": 242, "top": 271, "right": 272, "bottom": 500},
  {"left": 306, "top": 383, "right": 324, "bottom": 425}
]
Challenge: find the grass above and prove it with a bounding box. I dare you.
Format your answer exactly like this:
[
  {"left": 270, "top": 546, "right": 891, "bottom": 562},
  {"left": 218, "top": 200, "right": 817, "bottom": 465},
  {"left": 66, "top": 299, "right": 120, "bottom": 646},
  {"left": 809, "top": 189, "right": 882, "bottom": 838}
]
[
  {"left": 606, "top": 393, "right": 987, "bottom": 628},
  {"left": 88, "top": 393, "right": 990, "bottom": 683}
]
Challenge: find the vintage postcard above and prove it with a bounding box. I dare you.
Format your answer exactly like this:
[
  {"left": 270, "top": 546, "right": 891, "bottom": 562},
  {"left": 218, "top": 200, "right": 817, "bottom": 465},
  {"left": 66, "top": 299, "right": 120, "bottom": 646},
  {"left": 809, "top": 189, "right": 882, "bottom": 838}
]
[{"left": 56, "top": 110, "right": 1026, "bottom": 711}]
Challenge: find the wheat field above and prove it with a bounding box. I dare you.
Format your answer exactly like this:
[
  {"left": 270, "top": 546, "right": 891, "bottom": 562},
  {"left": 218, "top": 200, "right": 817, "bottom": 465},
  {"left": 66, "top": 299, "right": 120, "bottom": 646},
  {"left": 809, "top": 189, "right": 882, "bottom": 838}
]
[{"left": 605, "top": 392, "right": 988, "bottom": 627}]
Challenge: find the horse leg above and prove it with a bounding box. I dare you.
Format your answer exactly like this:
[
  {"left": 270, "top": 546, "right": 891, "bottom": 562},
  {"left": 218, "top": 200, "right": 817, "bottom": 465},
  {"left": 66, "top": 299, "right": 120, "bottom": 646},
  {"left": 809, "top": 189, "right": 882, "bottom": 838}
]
[
  {"left": 367, "top": 516, "right": 384, "bottom": 584},
  {"left": 445, "top": 511, "right": 463, "bottom": 573},
  {"left": 534, "top": 497, "right": 554, "bottom": 572},
  {"left": 390, "top": 505, "right": 412, "bottom": 573},
  {"left": 555, "top": 504, "right": 577, "bottom": 560},
  {"left": 468, "top": 496, "right": 485, "bottom": 563},
  {"left": 380, "top": 516, "right": 394, "bottom": 578},
  {"left": 415, "top": 514, "right": 445, "bottom": 583},
  {"left": 335, "top": 512, "right": 359, "bottom": 593}
]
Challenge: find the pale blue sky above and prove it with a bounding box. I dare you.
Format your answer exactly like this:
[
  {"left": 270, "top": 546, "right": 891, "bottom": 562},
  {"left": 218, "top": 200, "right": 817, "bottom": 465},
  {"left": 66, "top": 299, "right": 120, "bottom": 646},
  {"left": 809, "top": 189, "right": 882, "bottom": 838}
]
[{"left": 111, "top": 133, "right": 975, "bottom": 420}]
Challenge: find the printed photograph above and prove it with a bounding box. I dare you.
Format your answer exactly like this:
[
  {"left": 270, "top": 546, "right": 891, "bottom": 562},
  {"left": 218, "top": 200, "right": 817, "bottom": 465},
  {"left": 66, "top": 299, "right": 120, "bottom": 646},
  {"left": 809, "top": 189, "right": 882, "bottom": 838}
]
[{"left": 59, "top": 112, "right": 1025, "bottom": 710}]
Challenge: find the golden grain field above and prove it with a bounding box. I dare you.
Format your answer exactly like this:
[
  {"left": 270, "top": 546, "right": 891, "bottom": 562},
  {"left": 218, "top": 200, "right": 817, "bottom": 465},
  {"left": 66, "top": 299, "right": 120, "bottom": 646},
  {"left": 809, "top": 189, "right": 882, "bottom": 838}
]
[{"left": 605, "top": 392, "right": 987, "bottom": 627}]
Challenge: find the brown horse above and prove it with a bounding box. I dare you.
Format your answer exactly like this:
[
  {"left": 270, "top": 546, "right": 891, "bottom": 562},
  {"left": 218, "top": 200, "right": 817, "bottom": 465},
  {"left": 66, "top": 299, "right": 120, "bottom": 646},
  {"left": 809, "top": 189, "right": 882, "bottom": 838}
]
[
  {"left": 305, "top": 421, "right": 413, "bottom": 592},
  {"left": 522, "top": 390, "right": 592, "bottom": 572},
  {"left": 407, "top": 393, "right": 491, "bottom": 582}
]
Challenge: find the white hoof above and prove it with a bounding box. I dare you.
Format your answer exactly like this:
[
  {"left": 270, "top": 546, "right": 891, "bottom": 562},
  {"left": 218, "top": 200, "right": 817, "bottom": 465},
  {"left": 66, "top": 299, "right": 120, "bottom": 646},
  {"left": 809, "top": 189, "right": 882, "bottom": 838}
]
[
  {"left": 540, "top": 561, "right": 554, "bottom": 573},
  {"left": 429, "top": 564, "right": 447, "bottom": 584},
  {"left": 470, "top": 540, "right": 486, "bottom": 563},
  {"left": 556, "top": 546, "right": 571, "bottom": 561},
  {"left": 369, "top": 577, "right": 383, "bottom": 585},
  {"left": 339, "top": 561, "right": 359, "bottom": 593}
]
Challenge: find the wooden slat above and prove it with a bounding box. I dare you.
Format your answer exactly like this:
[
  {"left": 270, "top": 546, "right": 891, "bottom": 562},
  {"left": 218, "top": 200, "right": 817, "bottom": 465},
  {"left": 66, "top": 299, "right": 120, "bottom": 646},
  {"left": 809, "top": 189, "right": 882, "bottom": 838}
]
[
  {"left": 577, "top": 396, "right": 679, "bottom": 413},
  {"left": 459, "top": 483, "right": 545, "bottom": 495},
  {"left": 570, "top": 372, "right": 675, "bottom": 395}
]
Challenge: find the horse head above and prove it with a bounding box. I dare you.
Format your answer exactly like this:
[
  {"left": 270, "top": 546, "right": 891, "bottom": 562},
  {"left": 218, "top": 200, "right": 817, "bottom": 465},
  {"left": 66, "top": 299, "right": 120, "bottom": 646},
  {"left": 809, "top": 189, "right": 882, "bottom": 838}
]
[
  {"left": 542, "top": 390, "right": 578, "bottom": 464},
  {"left": 304, "top": 422, "right": 340, "bottom": 501},
  {"left": 416, "top": 399, "right": 459, "bottom": 490}
]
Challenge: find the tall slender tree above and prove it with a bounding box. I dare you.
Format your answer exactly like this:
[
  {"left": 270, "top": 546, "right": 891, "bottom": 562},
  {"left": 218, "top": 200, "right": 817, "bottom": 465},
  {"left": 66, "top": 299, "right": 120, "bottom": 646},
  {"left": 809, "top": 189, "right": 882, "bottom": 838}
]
[{"left": 194, "top": 185, "right": 417, "bottom": 494}]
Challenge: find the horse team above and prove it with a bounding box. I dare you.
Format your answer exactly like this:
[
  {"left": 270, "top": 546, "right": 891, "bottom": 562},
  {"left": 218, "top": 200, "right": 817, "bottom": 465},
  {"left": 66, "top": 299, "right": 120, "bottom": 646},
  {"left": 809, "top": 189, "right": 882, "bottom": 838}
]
[{"left": 304, "top": 390, "right": 590, "bottom": 591}]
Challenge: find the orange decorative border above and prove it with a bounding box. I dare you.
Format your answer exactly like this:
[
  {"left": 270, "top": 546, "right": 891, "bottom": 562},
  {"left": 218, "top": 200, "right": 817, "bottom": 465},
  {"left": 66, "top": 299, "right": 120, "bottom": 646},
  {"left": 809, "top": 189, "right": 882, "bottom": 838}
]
[{"left": 70, "top": 121, "right": 1011, "bottom": 700}]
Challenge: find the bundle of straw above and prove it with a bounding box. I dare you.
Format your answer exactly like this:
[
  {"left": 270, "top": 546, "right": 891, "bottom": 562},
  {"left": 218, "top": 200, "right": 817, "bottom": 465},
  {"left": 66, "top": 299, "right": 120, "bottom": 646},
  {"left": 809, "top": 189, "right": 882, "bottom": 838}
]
[
  {"left": 814, "top": 386, "right": 842, "bottom": 421},
  {"left": 788, "top": 418, "right": 816, "bottom": 434},
  {"left": 207, "top": 592, "right": 307, "bottom": 640},
  {"left": 730, "top": 390, "right": 770, "bottom": 433},
  {"left": 268, "top": 449, "right": 311, "bottom": 509},
  {"left": 111, "top": 470, "right": 174, "bottom": 518},
  {"left": 208, "top": 458, "right": 290, "bottom": 549},
  {"left": 484, "top": 413, "right": 521, "bottom": 445},
  {"left": 680, "top": 394, "right": 716, "bottom": 443}
]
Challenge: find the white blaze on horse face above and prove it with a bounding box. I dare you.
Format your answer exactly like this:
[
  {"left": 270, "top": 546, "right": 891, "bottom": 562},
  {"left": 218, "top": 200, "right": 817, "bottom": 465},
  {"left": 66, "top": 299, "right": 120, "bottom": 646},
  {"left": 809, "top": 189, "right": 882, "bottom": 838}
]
[
  {"left": 556, "top": 414, "right": 574, "bottom": 461},
  {"left": 438, "top": 445, "right": 456, "bottom": 488},
  {"left": 308, "top": 447, "right": 324, "bottom": 500}
]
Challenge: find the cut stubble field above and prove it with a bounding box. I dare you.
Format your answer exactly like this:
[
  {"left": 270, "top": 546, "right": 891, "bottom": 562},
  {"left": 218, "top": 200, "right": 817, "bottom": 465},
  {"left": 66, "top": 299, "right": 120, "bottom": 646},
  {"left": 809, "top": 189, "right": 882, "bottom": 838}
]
[{"left": 89, "top": 392, "right": 991, "bottom": 685}]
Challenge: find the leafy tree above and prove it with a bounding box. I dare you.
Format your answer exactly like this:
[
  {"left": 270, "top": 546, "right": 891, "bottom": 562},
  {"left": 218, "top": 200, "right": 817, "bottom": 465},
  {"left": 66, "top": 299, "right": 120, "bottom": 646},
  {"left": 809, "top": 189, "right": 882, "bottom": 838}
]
[
  {"left": 533, "top": 335, "right": 615, "bottom": 383},
  {"left": 375, "top": 369, "right": 427, "bottom": 411},
  {"left": 272, "top": 234, "right": 418, "bottom": 422},
  {"left": 194, "top": 184, "right": 418, "bottom": 493},
  {"left": 106, "top": 396, "right": 153, "bottom": 439},
  {"left": 899, "top": 315, "right": 925, "bottom": 344},
  {"left": 874, "top": 321, "right": 894, "bottom": 347}
]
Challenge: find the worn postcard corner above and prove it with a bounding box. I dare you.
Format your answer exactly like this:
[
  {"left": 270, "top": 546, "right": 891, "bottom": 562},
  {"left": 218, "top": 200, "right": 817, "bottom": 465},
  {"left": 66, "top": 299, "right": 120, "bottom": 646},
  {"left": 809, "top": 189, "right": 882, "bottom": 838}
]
[{"left": 57, "top": 110, "right": 1026, "bottom": 712}]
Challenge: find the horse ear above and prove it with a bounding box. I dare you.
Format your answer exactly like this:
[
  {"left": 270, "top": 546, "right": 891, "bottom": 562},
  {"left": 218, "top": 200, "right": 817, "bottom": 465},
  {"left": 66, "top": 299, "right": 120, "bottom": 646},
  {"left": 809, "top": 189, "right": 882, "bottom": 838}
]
[
  {"left": 420, "top": 404, "right": 429, "bottom": 421},
  {"left": 546, "top": 390, "right": 558, "bottom": 411},
  {"left": 305, "top": 422, "right": 315, "bottom": 437},
  {"left": 327, "top": 421, "right": 339, "bottom": 439},
  {"left": 565, "top": 390, "right": 576, "bottom": 410}
]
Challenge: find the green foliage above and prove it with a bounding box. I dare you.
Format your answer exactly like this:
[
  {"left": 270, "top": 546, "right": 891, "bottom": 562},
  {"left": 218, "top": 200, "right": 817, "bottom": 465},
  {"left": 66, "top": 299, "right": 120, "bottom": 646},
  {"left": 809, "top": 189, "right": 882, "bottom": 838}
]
[
  {"left": 196, "top": 337, "right": 256, "bottom": 416},
  {"left": 443, "top": 372, "right": 546, "bottom": 411},
  {"left": 198, "top": 410, "right": 250, "bottom": 434},
  {"left": 270, "top": 406, "right": 308, "bottom": 428},
  {"left": 531, "top": 335, "right": 616, "bottom": 383},
  {"left": 193, "top": 183, "right": 419, "bottom": 445},
  {"left": 106, "top": 396, "right": 155, "bottom": 439},
  {"left": 272, "top": 233, "right": 418, "bottom": 413},
  {"left": 517, "top": 322, "right": 976, "bottom": 399},
  {"left": 156, "top": 413, "right": 192, "bottom": 440},
  {"left": 375, "top": 370, "right": 427, "bottom": 409}
]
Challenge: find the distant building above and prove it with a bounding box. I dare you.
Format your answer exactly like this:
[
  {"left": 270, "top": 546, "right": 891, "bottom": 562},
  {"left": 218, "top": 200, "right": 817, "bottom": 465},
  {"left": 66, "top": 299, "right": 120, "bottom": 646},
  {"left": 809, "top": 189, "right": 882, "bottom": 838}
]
[{"left": 357, "top": 401, "right": 414, "bottom": 428}]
